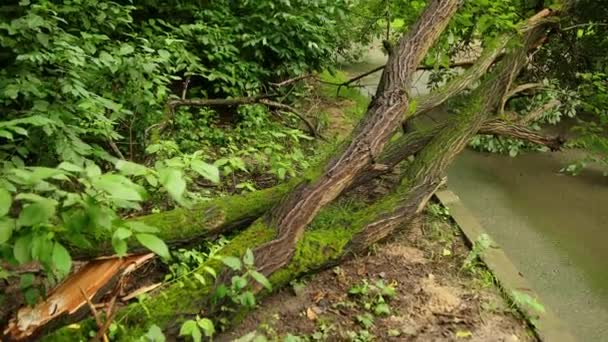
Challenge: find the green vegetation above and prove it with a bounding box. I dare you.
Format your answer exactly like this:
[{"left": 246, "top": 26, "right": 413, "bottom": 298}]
[
  {"left": 2, "top": 0, "right": 607, "bottom": 340},
  {"left": 0, "top": 0, "right": 352, "bottom": 287}
]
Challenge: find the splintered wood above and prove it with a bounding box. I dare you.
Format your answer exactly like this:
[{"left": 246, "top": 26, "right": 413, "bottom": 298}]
[{"left": 3, "top": 253, "right": 154, "bottom": 341}]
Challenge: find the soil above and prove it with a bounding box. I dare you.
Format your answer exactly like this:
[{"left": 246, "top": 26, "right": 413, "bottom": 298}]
[{"left": 217, "top": 209, "right": 535, "bottom": 342}]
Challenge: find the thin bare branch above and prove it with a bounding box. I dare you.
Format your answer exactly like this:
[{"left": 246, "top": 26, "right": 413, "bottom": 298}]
[
  {"left": 259, "top": 99, "right": 325, "bottom": 140},
  {"left": 167, "top": 94, "right": 277, "bottom": 110},
  {"left": 480, "top": 119, "right": 565, "bottom": 151},
  {"left": 78, "top": 287, "right": 103, "bottom": 329},
  {"left": 270, "top": 74, "right": 315, "bottom": 87}
]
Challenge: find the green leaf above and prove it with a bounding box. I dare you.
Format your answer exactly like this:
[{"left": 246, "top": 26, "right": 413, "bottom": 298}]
[
  {"left": 52, "top": 242, "right": 72, "bottom": 276},
  {"left": 116, "top": 160, "right": 149, "bottom": 176},
  {"left": 36, "top": 32, "right": 49, "bottom": 47},
  {"left": 356, "top": 313, "right": 374, "bottom": 329},
  {"left": 119, "top": 44, "right": 134, "bottom": 55},
  {"left": 197, "top": 318, "right": 215, "bottom": 337},
  {"left": 20, "top": 273, "right": 35, "bottom": 288},
  {"left": 112, "top": 237, "right": 128, "bottom": 257},
  {"left": 0, "top": 218, "right": 14, "bottom": 243},
  {"left": 17, "top": 200, "right": 56, "bottom": 227},
  {"left": 135, "top": 233, "right": 169, "bottom": 259},
  {"left": 4, "top": 85, "right": 19, "bottom": 99},
  {"left": 240, "top": 291, "right": 256, "bottom": 308},
  {"left": 24, "top": 287, "right": 40, "bottom": 305},
  {"left": 87, "top": 205, "right": 114, "bottom": 230},
  {"left": 99, "top": 50, "right": 114, "bottom": 64},
  {"left": 13, "top": 235, "right": 32, "bottom": 264},
  {"left": 193, "top": 273, "right": 206, "bottom": 285},
  {"left": 221, "top": 256, "right": 242, "bottom": 271},
  {"left": 31, "top": 234, "right": 53, "bottom": 264},
  {"left": 144, "top": 324, "right": 166, "bottom": 342},
  {"left": 203, "top": 266, "right": 217, "bottom": 278},
  {"left": 243, "top": 248, "right": 254, "bottom": 267},
  {"left": 190, "top": 160, "right": 220, "bottom": 183},
  {"left": 374, "top": 302, "right": 391, "bottom": 316},
  {"left": 93, "top": 174, "right": 144, "bottom": 202},
  {"left": 158, "top": 49, "right": 171, "bottom": 60},
  {"left": 145, "top": 174, "right": 158, "bottom": 187},
  {"left": 11, "top": 126, "right": 28, "bottom": 136},
  {"left": 232, "top": 275, "right": 248, "bottom": 290},
  {"left": 113, "top": 227, "right": 132, "bottom": 240},
  {"left": 0, "top": 188, "right": 11, "bottom": 216},
  {"left": 0, "top": 130, "right": 13, "bottom": 140},
  {"left": 57, "top": 162, "right": 83, "bottom": 172},
  {"left": 250, "top": 270, "right": 272, "bottom": 291},
  {"left": 158, "top": 168, "right": 186, "bottom": 203},
  {"left": 179, "top": 320, "right": 201, "bottom": 342},
  {"left": 85, "top": 163, "right": 102, "bottom": 178}
]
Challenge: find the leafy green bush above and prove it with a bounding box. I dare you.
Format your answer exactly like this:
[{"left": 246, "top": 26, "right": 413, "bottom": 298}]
[{"left": 0, "top": 0, "right": 353, "bottom": 282}]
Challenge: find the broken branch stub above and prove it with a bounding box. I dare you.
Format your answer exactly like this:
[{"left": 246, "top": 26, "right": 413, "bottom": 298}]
[{"left": 3, "top": 254, "right": 154, "bottom": 341}]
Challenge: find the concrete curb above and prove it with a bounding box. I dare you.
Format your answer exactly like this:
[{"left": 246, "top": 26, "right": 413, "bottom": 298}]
[{"left": 435, "top": 189, "right": 577, "bottom": 342}]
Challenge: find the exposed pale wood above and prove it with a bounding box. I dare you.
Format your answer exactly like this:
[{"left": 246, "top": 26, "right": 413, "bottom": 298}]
[{"left": 3, "top": 254, "right": 154, "bottom": 341}]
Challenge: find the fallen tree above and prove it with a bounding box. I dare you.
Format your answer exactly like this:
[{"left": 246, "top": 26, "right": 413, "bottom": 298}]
[
  {"left": 65, "top": 11, "right": 563, "bottom": 260},
  {"left": 4, "top": 2, "right": 563, "bottom": 340}
]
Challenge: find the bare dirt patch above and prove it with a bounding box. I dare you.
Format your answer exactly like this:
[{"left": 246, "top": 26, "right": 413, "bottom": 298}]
[{"left": 217, "top": 210, "right": 535, "bottom": 342}]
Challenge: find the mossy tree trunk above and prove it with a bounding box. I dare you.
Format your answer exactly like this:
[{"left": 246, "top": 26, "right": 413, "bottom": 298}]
[{"left": 250, "top": 0, "right": 460, "bottom": 278}]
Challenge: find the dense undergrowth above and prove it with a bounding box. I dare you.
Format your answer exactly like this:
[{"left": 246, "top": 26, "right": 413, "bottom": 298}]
[{"left": 0, "top": 0, "right": 353, "bottom": 287}]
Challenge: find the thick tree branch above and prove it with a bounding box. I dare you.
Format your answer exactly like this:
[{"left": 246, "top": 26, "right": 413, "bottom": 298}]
[
  {"left": 480, "top": 119, "right": 565, "bottom": 150},
  {"left": 519, "top": 98, "right": 561, "bottom": 125},
  {"left": 155, "top": 94, "right": 322, "bottom": 140},
  {"left": 252, "top": 0, "right": 461, "bottom": 277},
  {"left": 336, "top": 65, "right": 385, "bottom": 95},
  {"left": 506, "top": 82, "right": 544, "bottom": 99},
  {"left": 405, "top": 34, "right": 512, "bottom": 119},
  {"left": 408, "top": 9, "right": 553, "bottom": 185}
]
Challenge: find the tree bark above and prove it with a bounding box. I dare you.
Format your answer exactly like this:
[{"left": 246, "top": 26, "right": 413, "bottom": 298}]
[
  {"left": 251, "top": 0, "right": 460, "bottom": 278},
  {"left": 351, "top": 9, "right": 555, "bottom": 258}
]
